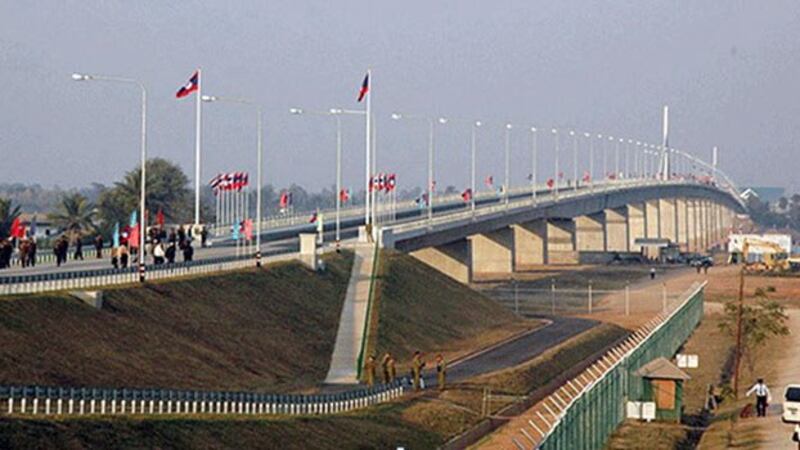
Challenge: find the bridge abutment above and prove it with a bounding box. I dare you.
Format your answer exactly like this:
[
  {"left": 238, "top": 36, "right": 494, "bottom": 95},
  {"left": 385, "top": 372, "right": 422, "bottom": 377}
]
[{"left": 410, "top": 240, "right": 470, "bottom": 284}]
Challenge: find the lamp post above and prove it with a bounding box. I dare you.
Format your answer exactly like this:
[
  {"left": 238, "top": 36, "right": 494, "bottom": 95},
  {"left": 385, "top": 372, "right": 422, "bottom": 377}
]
[
  {"left": 552, "top": 128, "right": 559, "bottom": 199},
  {"left": 626, "top": 139, "right": 633, "bottom": 179},
  {"left": 471, "top": 121, "right": 482, "bottom": 215},
  {"left": 635, "top": 141, "right": 642, "bottom": 179},
  {"left": 391, "top": 113, "right": 446, "bottom": 227},
  {"left": 205, "top": 95, "right": 263, "bottom": 265},
  {"left": 584, "top": 132, "right": 593, "bottom": 192},
  {"left": 531, "top": 127, "right": 538, "bottom": 204},
  {"left": 504, "top": 123, "right": 512, "bottom": 206},
  {"left": 570, "top": 130, "right": 578, "bottom": 192},
  {"left": 597, "top": 134, "right": 604, "bottom": 183},
  {"left": 607, "top": 135, "right": 614, "bottom": 181},
  {"left": 616, "top": 137, "right": 622, "bottom": 180},
  {"left": 290, "top": 107, "right": 364, "bottom": 246},
  {"left": 72, "top": 72, "right": 147, "bottom": 282}
]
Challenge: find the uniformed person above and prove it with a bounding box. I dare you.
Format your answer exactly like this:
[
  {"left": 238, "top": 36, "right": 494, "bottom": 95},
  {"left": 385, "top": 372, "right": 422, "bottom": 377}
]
[
  {"left": 364, "top": 355, "right": 377, "bottom": 387},
  {"left": 436, "top": 354, "right": 447, "bottom": 391},
  {"left": 381, "top": 352, "right": 392, "bottom": 384},
  {"left": 412, "top": 351, "right": 425, "bottom": 391},
  {"left": 388, "top": 355, "right": 397, "bottom": 383}
]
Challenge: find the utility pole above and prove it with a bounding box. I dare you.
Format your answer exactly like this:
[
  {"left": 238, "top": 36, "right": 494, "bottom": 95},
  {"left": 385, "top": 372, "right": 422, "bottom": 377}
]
[{"left": 733, "top": 266, "right": 745, "bottom": 399}]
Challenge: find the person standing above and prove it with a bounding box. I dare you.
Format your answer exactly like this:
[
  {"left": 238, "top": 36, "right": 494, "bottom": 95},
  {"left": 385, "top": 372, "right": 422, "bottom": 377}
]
[
  {"left": 364, "top": 355, "right": 376, "bottom": 387},
  {"left": 165, "top": 243, "right": 176, "bottom": 264},
  {"left": 74, "top": 237, "right": 84, "bottom": 261},
  {"left": 436, "top": 354, "right": 447, "bottom": 391},
  {"left": 182, "top": 242, "right": 194, "bottom": 262},
  {"left": 412, "top": 351, "right": 425, "bottom": 391},
  {"left": 792, "top": 423, "right": 800, "bottom": 449},
  {"left": 153, "top": 241, "right": 165, "bottom": 265},
  {"left": 746, "top": 378, "right": 771, "bottom": 417},
  {"left": 119, "top": 245, "right": 129, "bottom": 269},
  {"left": 94, "top": 235, "right": 103, "bottom": 259},
  {"left": 650, "top": 267, "right": 656, "bottom": 280},
  {"left": 381, "top": 352, "right": 392, "bottom": 384},
  {"left": 388, "top": 354, "right": 396, "bottom": 383}
]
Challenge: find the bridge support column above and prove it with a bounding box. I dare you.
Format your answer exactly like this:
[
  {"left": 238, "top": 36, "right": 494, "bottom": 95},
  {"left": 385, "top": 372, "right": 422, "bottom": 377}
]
[
  {"left": 512, "top": 221, "right": 546, "bottom": 270},
  {"left": 645, "top": 200, "right": 660, "bottom": 239},
  {"left": 676, "top": 198, "right": 689, "bottom": 252},
  {"left": 627, "top": 204, "right": 646, "bottom": 252},
  {"left": 605, "top": 207, "right": 629, "bottom": 252},
  {"left": 687, "top": 199, "right": 699, "bottom": 253},
  {"left": 546, "top": 219, "right": 578, "bottom": 265},
  {"left": 575, "top": 213, "right": 606, "bottom": 252},
  {"left": 410, "top": 240, "right": 470, "bottom": 284},
  {"left": 468, "top": 228, "right": 514, "bottom": 280},
  {"left": 659, "top": 198, "right": 677, "bottom": 244},
  {"left": 698, "top": 200, "right": 709, "bottom": 252}
]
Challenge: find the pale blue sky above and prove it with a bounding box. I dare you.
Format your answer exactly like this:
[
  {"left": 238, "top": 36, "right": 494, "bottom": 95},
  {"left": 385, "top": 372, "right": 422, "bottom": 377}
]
[{"left": 1, "top": 1, "right": 799, "bottom": 192}]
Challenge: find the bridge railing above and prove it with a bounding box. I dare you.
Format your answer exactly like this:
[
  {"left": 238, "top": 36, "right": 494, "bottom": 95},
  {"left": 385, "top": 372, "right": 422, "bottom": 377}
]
[
  {"left": 0, "top": 379, "right": 407, "bottom": 418},
  {"left": 510, "top": 281, "right": 705, "bottom": 449}
]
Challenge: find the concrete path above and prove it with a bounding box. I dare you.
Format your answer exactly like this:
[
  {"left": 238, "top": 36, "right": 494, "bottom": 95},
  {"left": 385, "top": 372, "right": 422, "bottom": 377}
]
[{"left": 325, "top": 242, "right": 377, "bottom": 385}]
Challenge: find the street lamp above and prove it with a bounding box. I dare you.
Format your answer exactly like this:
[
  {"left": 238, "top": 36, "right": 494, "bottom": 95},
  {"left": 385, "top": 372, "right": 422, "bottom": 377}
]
[
  {"left": 531, "top": 127, "right": 538, "bottom": 204},
  {"left": 552, "top": 128, "right": 559, "bottom": 199},
  {"left": 584, "top": 132, "right": 593, "bottom": 192},
  {"left": 570, "top": 130, "right": 577, "bottom": 192},
  {"left": 205, "top": 95, "right": 264, "bottom": 265},
  {"left": 607, "top": 135, "right": 614, "bottom": 181},
  {"left": 289, "top": 106, "right": 365, "bottom": 245},
  {"left": 504, "top": 123, "right": 512, "bottom": 206},
  {"left": 470, "top": 120, "right": 482, "bottom": 215},
  {"left": 597, "top": 134, "right": 604, "bottom": 183},
  {"left": 391, "top": 112, "right": 446, "bottom": 226},
  {"left": 72, "top": 72, "right": 147, "bottom": 282},
  {"left": 626, "top": 139, "right": 633, "bottom": 179}
]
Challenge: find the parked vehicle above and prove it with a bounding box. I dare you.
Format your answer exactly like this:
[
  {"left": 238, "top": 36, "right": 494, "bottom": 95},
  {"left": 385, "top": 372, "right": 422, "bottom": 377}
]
[{"left": 783, "top": 384, "right": 800, "bottom": 423}]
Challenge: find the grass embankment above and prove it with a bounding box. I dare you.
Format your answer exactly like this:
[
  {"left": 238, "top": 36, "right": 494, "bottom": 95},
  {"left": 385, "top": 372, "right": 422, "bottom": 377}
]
[
  {"left": 605, "top": 268, "right": 794, "bottom": 450},
  {"left": 0, "top": 252, "right": 353, "bottom": 393},
  {"left": 369, "top": 251, "right": 535, "bottom": 370}
]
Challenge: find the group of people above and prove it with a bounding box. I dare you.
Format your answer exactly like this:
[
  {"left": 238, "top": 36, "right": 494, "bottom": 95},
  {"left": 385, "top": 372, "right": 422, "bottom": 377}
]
[{"left": 363, "top": 351, "right": 447, "bottom": 392}]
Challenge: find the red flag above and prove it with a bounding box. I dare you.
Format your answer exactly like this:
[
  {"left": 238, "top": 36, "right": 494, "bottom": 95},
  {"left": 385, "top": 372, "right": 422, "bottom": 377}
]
[
  {"left": 484, "top": 175, "right": 494, "bottom": 187},
  {"left": 546, "top": 178, "right": 555, "bottom": 189},
  {"left": 582, "top": 171, "right": 591, "bottom": 182},
  {"left": 175, "top": 71, "right": 199, "bottom": 98},
  {"left": 386, "top": 173, "right": 396, "bottom": 192},
  {"left": 9, "top": 217, "right": 23, "bottom": 238},
  {"left": 461, "top": 188, "right": 473, "bottom": 202},
  {"left": 357, "top": 73, "right": 369, "bottom": 102},
  {"left": 339, "top": 189, "right": 350, "bottom": 203},
  {"left": 279, "top": 191, "right": 291, "bottom": 209},
  {"left": 128, "top": 224, "right": 140, "bottom": 248},
  {"left": 309, "top": 212, "right": 318, "bottom": 223},
  {"left": 156, "top": 208, "right": 165, "bottom": 227},
  {"left": 243, "top": 219, "right": 253, "bottom": 241}
]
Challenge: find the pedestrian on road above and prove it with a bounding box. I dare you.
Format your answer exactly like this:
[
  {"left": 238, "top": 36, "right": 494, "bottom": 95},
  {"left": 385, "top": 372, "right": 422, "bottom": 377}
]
[
  {"left": 792, "top": 423, "right": 800, "bottom": 448},
  {"left": 746, "top": 378, "right": 771, "bottom": 417},
  {"left": 74, "top": 237, "right": 84, "bottom": 261},
  {"left": 412, "top": 351, "right": 425, "bottom": 391},
  {"left": 182, "top": 242, "right": 194, "bottom": 262},
  {"left": 94, "top": 235, "right": 103, "bottom": 259},
  {"left": 436, "top": 354, "right": 447, "bottom": 391},
  {"left": 364, "top": 355, "right": 376, "bottom": 387},
  {"left": 650, "top": 267, "right": 656, "bottom": 280}
]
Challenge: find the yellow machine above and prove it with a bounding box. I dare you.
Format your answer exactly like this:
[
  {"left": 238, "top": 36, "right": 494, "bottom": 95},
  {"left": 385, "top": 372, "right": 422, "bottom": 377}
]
[{"left": 740, "top": 238, "right": 791, "bottom": 272}]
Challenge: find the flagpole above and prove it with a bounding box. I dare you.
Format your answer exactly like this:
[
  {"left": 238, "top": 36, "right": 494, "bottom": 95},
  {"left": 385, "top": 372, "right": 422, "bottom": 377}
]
[
  {"left": 256, "top": 107, "right": 263, "bottom": 266},
  {"left": 364, "top": 69, "right": 372, "bottom": 238},
  {"left": 194, "top": 68, "right": 202, "bottom": 227},
  {"left": 371, "top": 119, "right": 377, "bottom": 230},
  {"left": 335, "top": 113, "right": 342, "bottom": 247}
]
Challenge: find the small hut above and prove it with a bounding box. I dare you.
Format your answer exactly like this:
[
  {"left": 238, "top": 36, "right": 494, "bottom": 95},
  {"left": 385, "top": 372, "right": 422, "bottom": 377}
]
[{"left": 634, "top": 357, "right": 691, "bottom": 422}]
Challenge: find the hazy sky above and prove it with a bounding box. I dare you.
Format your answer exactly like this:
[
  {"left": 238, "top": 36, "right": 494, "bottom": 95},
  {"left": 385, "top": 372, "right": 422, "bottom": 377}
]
[{"left": 2, "top": 1, "right": 799, "bottom": 193}]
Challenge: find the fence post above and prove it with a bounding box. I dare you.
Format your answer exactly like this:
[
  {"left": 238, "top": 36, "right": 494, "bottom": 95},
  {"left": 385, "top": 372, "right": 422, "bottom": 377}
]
[
  {"left": 625, "top": 283, "right": 630, "bottom": 316},
  {"left": 662, "top": 283, "right": 667, "bottom": 312},
  {"left": 588, "top": 280, "right": 593, "bottom": 314},
  {"left": 551, "top": 278, "right": 556, "bottom": 315}
]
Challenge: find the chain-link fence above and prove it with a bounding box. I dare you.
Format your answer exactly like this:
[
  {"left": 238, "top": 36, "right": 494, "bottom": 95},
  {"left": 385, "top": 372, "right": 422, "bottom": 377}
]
[{"left": 511, "top": 281, "right": 706, "bottom": 449}]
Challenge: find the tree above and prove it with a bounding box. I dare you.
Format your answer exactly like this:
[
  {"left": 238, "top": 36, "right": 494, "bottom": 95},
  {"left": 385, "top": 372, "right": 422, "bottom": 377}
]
[
  {"left": 48, "top": 193, "right": 97, "bottom": 241},
  {"left": 0, "top": 197, "right": 21, "bottom": 239},
  {"left": 719, "top": 292, "right": 789, "bottom": 374},
  {"left": 97, "top": 158, "right": 191, "bottom": 236}
]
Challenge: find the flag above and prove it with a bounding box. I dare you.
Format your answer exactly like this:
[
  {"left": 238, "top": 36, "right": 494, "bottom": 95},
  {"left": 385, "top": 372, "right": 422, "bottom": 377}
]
[
  {"left": 309, "top": 212, "right": 318, "bottom": 223},
  {"left": 527, "top": 173, "right": 533, "bottom": 181},
  {"left": 129, "top": 210, "right": 137, "bottom": 227},
  {"left": 484, "top": 175, "right": 494, "bottom": 187},
  {"left": 9, "top": 217, "right": 23, "bottom": 238},
  {"left": 279, "top": 191, "right": 291, "bottom": 209},
  {"left": 243, "top": 219, "right": 253, "bottom": 241},
  {"left": 232, "top": 221, "right": 240, "bottom": 240},
  {"left": 546, "top": 178, "right": 555, "bottom": 189},
  {"left": 430, "top": 180, "right": 437, "bottom": 191},
  {"left": 129, "top": 224, "right": 140, "bottom": 248},
  {"left": 461, "top": 188, "right": 472, "bottom": 202},
  {"left": 415, "top": 193, "right": 429, "bottom": 208},
  {"left": 176, "top": 70, "right": 199, "bottom": 98},
  {"left": 357, "top": 73, "right": 369, "bottom": 102},
  {"left": 582, "top": 171, "right": 591, "bottom": 182},
  {"left": 156, "top": 208, "right": 165, "bottom": 227},
  {"left": 112, "top": 222, "right": 120, "bottom": 248},
  {"left": 339, "top": 188, "right": 350, "bottom": 203},
  {"left": 386, "top": 173, "right": 396, "bottom": 192}
]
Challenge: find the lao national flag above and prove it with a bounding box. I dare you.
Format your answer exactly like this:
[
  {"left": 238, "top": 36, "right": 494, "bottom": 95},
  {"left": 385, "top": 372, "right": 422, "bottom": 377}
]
[
  {"left": 357, "top": 73, "right": 369, "bottom": 102},
  {"left": 339, "top": 188, "right": 350, "bottom": 203},
  {"left": 546, "top": 178, "right": 555, "bottom": 189},
  {"left": 386, "top": 173, "right": 396, "bottom": 192},
  {"left": 176, "top": 71, "right": 199, "bottom": 98},
  {"left": 461, "top": 188, "right": 472, "bottom": 202},
  {"left": 582, "top": 171, "right": 591, "bottom": 182}
]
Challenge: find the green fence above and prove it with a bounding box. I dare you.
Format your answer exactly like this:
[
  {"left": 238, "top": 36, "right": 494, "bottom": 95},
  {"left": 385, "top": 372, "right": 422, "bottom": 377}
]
[{"left": 533, "top": 282, "right": 705, "bottom": 450}]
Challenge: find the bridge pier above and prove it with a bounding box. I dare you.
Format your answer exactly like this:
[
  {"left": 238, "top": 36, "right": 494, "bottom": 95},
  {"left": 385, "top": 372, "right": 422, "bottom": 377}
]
[
  {"left": 605, "top": 207, "right": 629, "bottom": 252},
  {"left": 410, "top": 240, "right": 470, "bottom": 284},
  {"left": 627, "top": 204, "right": 646, "bottom": 252},
  {"left": 546, "top": 219, "right": 578, "bottom": 265},
  {"left": 687, "top": 199, "right": 699, "bottom": 253},
  {"left": 468, "top": 228, "right": 515, "bottom": 281},
  {"left": 575, "top": 213, "right": 606, "bottom": 252},
  {"left": 659, "top": 198, "right": 677, "bottom": 244},
  {"left": 645, "top": 200, "right": 660, "bottom": 239},
  {"left": 676, "top": 198, "right": 689, "bottom": 252},
  {"left": 512, "top": 222, "right": 546, "bottom": 270}
]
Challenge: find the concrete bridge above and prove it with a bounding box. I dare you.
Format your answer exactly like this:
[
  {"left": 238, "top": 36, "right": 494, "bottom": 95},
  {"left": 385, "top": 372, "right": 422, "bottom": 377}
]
[{"left": 378, "top": 179, "right": 744, "bottom": 283}]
